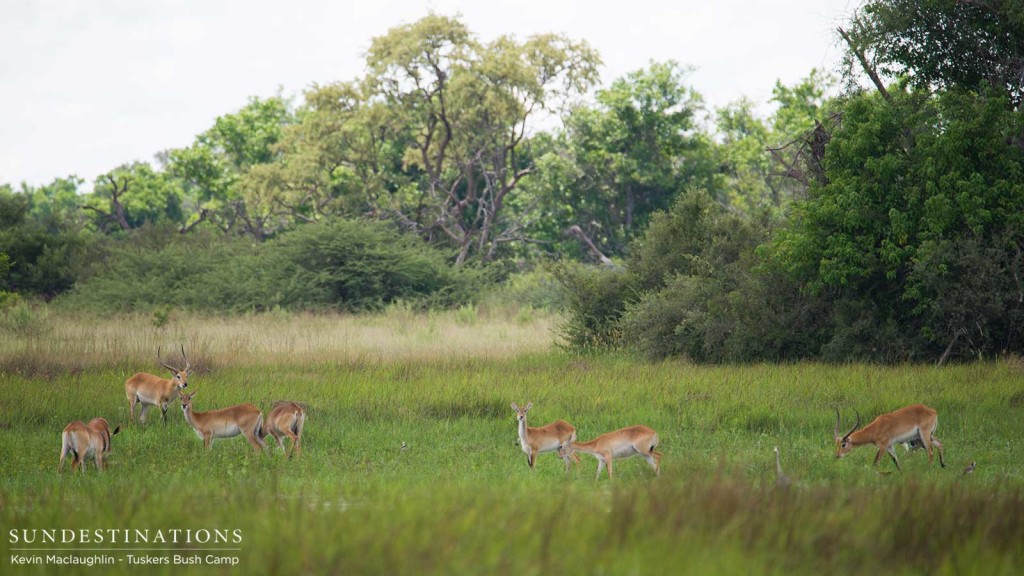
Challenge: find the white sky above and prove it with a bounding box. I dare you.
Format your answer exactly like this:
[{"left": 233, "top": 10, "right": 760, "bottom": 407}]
[{"left": 1, "top": 0, "right": 856, "bottom": 189}]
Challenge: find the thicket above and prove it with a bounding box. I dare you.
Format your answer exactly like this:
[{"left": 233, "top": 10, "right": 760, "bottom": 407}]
[
  {"left": 559, "top": 87, "right": 1024, "bottom": 363},
  {"left": 55, "top": 219, "right": 481, "bottom": 314},
  {"left": 556, "top": 190, "right": 829, "bottom": 361}
]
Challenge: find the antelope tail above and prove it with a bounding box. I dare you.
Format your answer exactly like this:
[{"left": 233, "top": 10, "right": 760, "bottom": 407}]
[
  {"left": 58, "top": 431, "right": 72, "bottom": 473},
  {"left": 293, "top": 409, "right": 306, "bottom": 437}
]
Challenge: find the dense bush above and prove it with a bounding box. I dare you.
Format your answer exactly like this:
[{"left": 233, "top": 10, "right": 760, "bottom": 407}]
[
  {"left": 0, "top": 189, "right": 95, "bottom": 299},
  {"left": 763, "top": 88, "right": 1024, "bottom": 362},
  {"left": 553, "top": 262, "right": 634, "bottom": 351},
  {"left": 56, "top": 219, "right": 481, "bottom": 313},
  {"left": 559, "top": 189, "right": 830, "bottom": 362}
]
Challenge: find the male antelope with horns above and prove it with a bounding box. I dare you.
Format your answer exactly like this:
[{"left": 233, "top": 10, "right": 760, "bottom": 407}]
[
  {"left": 834, "top": 404, "right": 946, "bottom": 470},
  {"left": 125, "top": 345, "right": 191, "bottom": 425}
]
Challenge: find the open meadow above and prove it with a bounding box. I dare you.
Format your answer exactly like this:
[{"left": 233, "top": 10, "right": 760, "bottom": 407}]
[{"left": 1, "top": 310, "right": 1023, "bottom": 575}]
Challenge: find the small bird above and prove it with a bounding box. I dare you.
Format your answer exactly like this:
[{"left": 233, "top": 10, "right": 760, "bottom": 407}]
[
  {"left": 962, "top": 461, "right": 976, "bottom": 476},
  {"left": 400, "top": 441, "right": 408, "bottom": 453},
  {"left": 773, "top": 446, "right": 791, "bottom": 489}
]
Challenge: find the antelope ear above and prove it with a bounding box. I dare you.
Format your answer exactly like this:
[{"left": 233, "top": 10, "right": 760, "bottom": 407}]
[
  {"left": 510, "top": 402, "right": 519, "bottom": 411},
  {"left": 525, "top": 402, "right": 533, "bottom": 411}
]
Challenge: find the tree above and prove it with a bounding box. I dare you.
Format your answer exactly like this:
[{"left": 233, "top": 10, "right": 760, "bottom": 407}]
[
  {"left": 0, "top": 185, "right": 91, "bottom": 298},
  {"left": 19, "top": 176, "right": 85, "bottom": 229},
  {"left": 841, "top": 0, "right": 1024, "bottom": 107},
  {"left": 164, "top": 95, "right": 294, "bottom": 237},
  {"left": 280, "top": 14, "right": 600, "bottom": 264},
  {"left": 551, "top": 61, "right": 716, "bottom": 258},
  {"left": 81, "top": 162, "right": 184, "bottom": 233},
  {"left": 716, "top": 70, "right": 838, "bottom": 215},
  {"left": 764, "top": 87, "right": 1024, "bottom": 361}
]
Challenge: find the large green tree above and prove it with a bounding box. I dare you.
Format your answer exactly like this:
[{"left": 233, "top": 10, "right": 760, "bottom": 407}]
[
  {"left": 841, "top": 0, "right": 1024, "bottom": 107},
  {"left": 764, "top": 87, "right": 1024, "bottom": 361},
  {"left": 267, "top": 14, "right": 600, "bottom": 263},
  {"left": 164, "top": 95, "right": 294, "bottom": 237},
  {"left": 81, "top": 162, "right": 184, "bottom": 233},
  {"left": 0, "top": 185, "right": 92, "bottom": 298},
  {"left": 544, "top": 61, "right": 716, "bottom": 259}
]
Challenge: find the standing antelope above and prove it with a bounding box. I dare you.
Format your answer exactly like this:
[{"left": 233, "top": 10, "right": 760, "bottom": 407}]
[
  {"left": 58, "top": 418, "right": 120, "bottom": 472},
  {"left": 179, "top": 390, "right": 266, "bottom": 453},
  {"left": 834, "top": 404, "right": 946, "bottom": 470},
  {"left": 261, "top": 401, "right": 306, "bottom": 457},
  {"left": 559, "top": 425, "right": 661, "bottom": 480},
  {"left": 125, "top": 345, "right": 191, "bottom": 425},
  {"left": 511, "top": 402, "right": 580, "bottom": 472}
]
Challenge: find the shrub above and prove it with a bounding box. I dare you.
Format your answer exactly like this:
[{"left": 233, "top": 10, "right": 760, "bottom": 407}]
[
  {"left": 554, "top": 262, "right": 634, "bottom": 350},
  {"left": 56, "top": 219, "right": 483, "bottom": 314}
]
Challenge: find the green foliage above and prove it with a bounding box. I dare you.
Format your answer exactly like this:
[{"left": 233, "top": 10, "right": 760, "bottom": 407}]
[
  {"left": 846, "top": 0, "right": 1024, "bottom": 106},
  {"left": 715, "top": 70, "right": 837, "bottom": 215},
  {"left": 764, "top": 88, "right": 1024, "bottom": 361},
  {"left": 164, "top": 95, "right": 295, "bottom": 238},
  {"left": 554, "top": 262, "right": 634, "bottom": 350},
  {"left": 266, "top": 14, "right": 601, "bottom": 263},
  {"left": 56, "top": 219, "right": 481, "bottom": 314},
  {"left": 82, "top": 162, "right": 185, "bottom": 232},
  {"left": 483, "top": 268, "right": 566, "bottom": 312},
  {"left": 0, "top": 186, "right": 94, "bottom": 299},
  {"left": 0, "top": 300, "right": 50, "bottom": 337},
  {"left": 537, "top": 61, "right": 717, "bottom": 258},
  {"left": 558, "top": 189, "right": 829, "bottom": 362},
  {"left": 261, "top": 218, "right": 480, "bottom": 311}
]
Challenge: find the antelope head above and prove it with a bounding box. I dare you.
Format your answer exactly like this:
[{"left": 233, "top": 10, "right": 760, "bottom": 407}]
[
  {"left": 833, "top": 408, "right": 861, "bottom": 459},
  {"left": 158, "top": 344, "right": 191, "bottom": 391}
]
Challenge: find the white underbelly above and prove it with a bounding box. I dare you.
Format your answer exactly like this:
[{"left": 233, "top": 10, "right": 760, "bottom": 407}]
[
  {"left": 212, "top": 423, "right": 243, "bottom": 439},
  {"left": 890, "top": 428, "right": 921, "bottom": 445}
]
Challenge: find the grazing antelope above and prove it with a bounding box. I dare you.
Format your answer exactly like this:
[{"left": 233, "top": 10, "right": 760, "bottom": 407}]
[
  {"left": 261, "top": 401, "right": 306, "bottom": 457},
  {"left": 834, "top": 405, "right": 946, "bottom": 470},
  {"left": 559, "top": 425, "right": 661, "bottom": 480},
  {"left": 510, "top": 402, "right": 580, "bottom": 472},
  {"left": 58, "top": 418, "right": 120, "bottom": 472},
  {"left": 125, "top": 345, "right": 191, "bottom": 425},
  {"left": 178, "top": 390, "right": 266, "bottom": 453}
]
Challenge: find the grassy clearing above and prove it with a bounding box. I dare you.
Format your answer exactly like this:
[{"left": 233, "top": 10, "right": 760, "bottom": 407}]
[{"left": 1, "top": 313, "right": 1023, "bottom": 575}]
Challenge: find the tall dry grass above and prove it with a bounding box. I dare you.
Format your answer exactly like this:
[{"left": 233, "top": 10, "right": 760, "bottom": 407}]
[{"left": 0, "top": 307, "right": 558, "bottom": 375}]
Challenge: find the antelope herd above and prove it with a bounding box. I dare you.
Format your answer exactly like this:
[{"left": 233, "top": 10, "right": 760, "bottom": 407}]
[{"left": 61, "top": 346, "right": 958, "bottom": 481}]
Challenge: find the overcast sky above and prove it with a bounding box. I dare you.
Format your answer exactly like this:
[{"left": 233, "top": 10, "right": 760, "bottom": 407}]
[{"left": 1, "top": 0, "right": 856, "bottom": 189}]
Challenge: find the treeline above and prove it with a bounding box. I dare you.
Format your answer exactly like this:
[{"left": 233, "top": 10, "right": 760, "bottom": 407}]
[{"left": 2, "top": 1, "right": 1023, "bottom": 364}]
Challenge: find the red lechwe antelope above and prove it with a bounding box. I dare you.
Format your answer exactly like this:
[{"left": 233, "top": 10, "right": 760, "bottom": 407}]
[
  {"left": 511, "top": 402, "right": 580, "bottom": 472},
  {"left": 125, "top": 346, "right": 191, "bottom": 425},
  {"left": 559, "top": 425, "right": 661, "bottom": 480},
  {"left": 178, "top": 390, "right": 266, "bottom": 453},
  {"left": 834, "top": 404, "right": 946, "bottom": 470},
  {"left": 58, "top": 418, "right": 120, "bottom": 472},
  {"left": 261, "top": 401, "right": 306, "bottom": 457}
]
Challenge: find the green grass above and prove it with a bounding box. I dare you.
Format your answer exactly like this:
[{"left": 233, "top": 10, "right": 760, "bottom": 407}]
[{"left": 1, "top": 313, "right": 1023, "bottom": 575}]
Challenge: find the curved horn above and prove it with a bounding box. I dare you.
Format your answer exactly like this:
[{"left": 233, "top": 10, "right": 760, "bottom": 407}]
[
  {"left": 180, "top": 344, "right": 191, "bottom": 370},
  {"left": 157, "top": 345, "right": 179, "bottom": 373},
  {"left": 843, "top": 410, "right": 861, "bottom": 440},
  {"left": 833, "top": 408, "right": 841, "bottom": 441}
]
